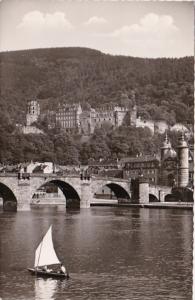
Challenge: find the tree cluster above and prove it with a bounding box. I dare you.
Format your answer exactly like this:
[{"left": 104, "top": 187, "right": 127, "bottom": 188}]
[{"left": 1, "top": 121, "right": 186, "bottom": 166}]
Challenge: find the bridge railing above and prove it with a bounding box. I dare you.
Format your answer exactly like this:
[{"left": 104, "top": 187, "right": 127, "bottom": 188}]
[
  {"left": 0, "top": 172, "right": 130, "bottom": 182},
  {"left": 91, "top": 175, "right": 130, "bottom": 182},
  {"left": 0, "top": 173, "right": 19, "bottom": 177}
]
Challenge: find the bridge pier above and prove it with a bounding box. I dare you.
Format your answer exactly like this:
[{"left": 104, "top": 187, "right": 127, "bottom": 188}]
[
  {"left": 138, "top": 178, "right": 149, "bottom": 203},
  {"left": 14, "top": 181, "right": 32, "bottom": 211},
  {"left": 159, "top": 190, "right": 165, "bottom": 202},
  {"left": 80, "top": 180, "right": 92, "bottom": 208}
]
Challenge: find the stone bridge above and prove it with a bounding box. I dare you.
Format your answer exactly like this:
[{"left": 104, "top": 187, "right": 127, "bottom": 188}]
[
  {"left": 149, "top": 185, "right": 172, "bottom": 202},
  {"left": 0, "top": 173, "right": 173, "bottom": 211},
  {"left": 0, "top": 173, "right": 132, "bottom": 210}
]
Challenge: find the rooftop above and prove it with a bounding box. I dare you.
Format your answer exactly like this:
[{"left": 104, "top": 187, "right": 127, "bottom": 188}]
[
  {"left": 120, "top": 155, "right": 160, "bottom": 164},
  {"left": 88, "top": 158, "right": 118, "bottom": 166}
]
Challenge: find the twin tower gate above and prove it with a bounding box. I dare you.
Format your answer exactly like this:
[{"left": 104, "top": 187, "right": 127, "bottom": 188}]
[{"left": 0, "top": 174, "right": 171, "bottom": 211}]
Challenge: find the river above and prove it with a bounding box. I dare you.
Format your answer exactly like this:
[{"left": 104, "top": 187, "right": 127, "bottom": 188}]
[{"left": 0, "top": 206, "right": 193, "bottom": 300}]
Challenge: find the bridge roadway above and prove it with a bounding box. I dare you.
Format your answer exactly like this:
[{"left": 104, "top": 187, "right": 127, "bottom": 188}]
[{"left": 0, "top": 173, "right": 172, "bottom": 211}]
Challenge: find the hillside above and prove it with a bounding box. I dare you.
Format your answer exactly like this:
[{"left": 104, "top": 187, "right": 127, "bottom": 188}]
[{"left": 0, "top": 47, "right": 194, "bottom": 126}]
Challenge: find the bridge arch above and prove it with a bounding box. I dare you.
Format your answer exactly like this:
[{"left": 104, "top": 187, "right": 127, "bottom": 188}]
[
  {"left": 171, "top": 187, "right": 194, "bottom": 202},
  {"left": 164, "top": 194, "right": 177, "bottom": 202},
  {"left": 105, "top": 183, "right": 130, "bottom": 201},
  {"left": 92, "top": 180, "right": 131, "bottom": 204},
  {"left": 149, "top": 193, "right": 159, "bottom": 202},
  {"left": 32, "top": 179, "right": 81, "bottom": 208},
  {"left": 0, "top": 182, "right": 17, "bottom": 211}
]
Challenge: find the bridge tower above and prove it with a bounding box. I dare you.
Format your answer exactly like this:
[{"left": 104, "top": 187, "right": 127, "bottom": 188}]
[
  {"left": 177, "top": 132, "right": 189, "bottom": 187},
  {"left": 160, "top": 132, "right": 171, "bottom": 161}
]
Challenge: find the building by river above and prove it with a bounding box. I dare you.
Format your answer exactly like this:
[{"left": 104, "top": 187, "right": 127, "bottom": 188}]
[{"left": 122, "top": 133, "right": 193, "bottom": 188}]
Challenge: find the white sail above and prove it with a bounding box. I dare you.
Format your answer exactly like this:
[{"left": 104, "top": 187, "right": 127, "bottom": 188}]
[{"left": 34, "top": 225, "right": 61, "bottom": 267}]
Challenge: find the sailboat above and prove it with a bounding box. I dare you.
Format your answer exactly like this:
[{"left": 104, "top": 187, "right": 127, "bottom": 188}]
[{"left": 27, "top": 225, "right": 69, "bottom": 279}]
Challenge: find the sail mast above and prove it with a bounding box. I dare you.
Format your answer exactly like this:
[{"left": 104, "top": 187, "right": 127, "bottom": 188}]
[
  {"left": 36, "top": 237, "right": 44, "bottom": 269},
  {"left": 34, "top": 225, "right": 60, "bottom": 268}
]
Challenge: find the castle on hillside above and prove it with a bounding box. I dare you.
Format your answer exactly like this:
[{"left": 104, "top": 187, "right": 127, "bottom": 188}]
[
  {"left": 54, "top": 91, "right": 138, "bottom": 134},
  {"left": 22, "top": 91, "right": 192, "bottom": 136}
]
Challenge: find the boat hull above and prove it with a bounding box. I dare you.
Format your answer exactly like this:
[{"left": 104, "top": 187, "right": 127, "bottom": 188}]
[{"left": 27, "top": 268, "right": 69, "bottom": 279}]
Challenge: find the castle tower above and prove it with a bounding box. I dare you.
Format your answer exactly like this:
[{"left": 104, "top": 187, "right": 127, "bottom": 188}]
[
  {"left": 177, "top": 132, "right": 189, "bottom": 187},
  {"left": 26, "top": 100, "right": 40, "bottom": 126},
  {"left": 129, "top": 90, "right": 137, "bottom": 126},
  {"left": 130, "top": 105, "right": 137, "bottom": 126},
  {"left": 160, "top": 132, "right": 171, "bottom": 161}
]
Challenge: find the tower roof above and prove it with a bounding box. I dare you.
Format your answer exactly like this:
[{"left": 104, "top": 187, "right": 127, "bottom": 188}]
[
  {"left": 163, "top": 148, "right": 177, "bottom": 160},
  {"left": 161, "top": 132, "right": 171, "bottom": 149},
  {"left": 177, "top": 132, "right": 188, "bottom": 148}
]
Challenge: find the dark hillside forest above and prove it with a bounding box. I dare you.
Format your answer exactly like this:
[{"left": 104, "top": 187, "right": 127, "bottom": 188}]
[
  {"left": 0, "top": 47, "right": 194, "bottom": 124},
  {"left": 0, "top": 47, "right": 194, "bottom": 165}
]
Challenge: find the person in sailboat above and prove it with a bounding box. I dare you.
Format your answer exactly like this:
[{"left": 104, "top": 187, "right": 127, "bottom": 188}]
[
  {"left": 60, "top": 263, "right": 68, "bottom": 276},
  {"left": 42, "top": 265, "right": 52, "bottom": 273},
  {"left": 43, "top": 265, "right": 47, "bottom": 272}
]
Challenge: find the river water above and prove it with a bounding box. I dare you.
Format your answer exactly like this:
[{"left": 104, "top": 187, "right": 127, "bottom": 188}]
[{"left": 0, "top": 206, "right": 193, "bottom": 300}]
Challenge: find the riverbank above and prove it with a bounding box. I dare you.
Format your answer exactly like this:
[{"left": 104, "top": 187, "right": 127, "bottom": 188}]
[
  {"left": 91, "top": 202, "right": 193, "bottom": 210},
  {"left": 0, "top": 201, "right": 193, "bottom": 211}
]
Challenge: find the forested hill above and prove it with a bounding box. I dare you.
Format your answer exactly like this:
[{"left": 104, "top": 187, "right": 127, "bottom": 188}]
[{"left": 0, "top": 47, "right": 194, "bottom": 125}]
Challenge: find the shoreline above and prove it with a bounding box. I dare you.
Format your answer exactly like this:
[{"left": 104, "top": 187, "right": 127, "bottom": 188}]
[
  {"left": 90, "top": 202, "right": 193, "bottom": 210},
  {"left": 28, "top": 201, "right": 194, "bottom": 210},
  {"left": 0, "top": 202, "right": 193, "bottom": 211}
]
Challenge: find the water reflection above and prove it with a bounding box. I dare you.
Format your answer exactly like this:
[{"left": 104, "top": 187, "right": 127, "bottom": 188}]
[
  {"left": 35, "top": 278, "right": 57, "bottom": 300},
  {"left": 34, "top": 277, "right": 70, "bottom": 300}
]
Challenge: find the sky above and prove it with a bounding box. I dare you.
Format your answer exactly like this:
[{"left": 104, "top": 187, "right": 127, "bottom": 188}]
[{"left": 0, "top": 0, "right": 194, "bottom": 58}]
